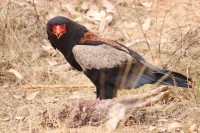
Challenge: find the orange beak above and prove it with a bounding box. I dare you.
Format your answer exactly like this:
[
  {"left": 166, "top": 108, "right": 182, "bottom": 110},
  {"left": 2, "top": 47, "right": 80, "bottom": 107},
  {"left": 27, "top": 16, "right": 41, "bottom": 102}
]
[
  {"left": 51, "top": 24, "right": 66, "bottom": 39},
  {"left": 54, "top": 31, "right": 63, "bottom": 39}
]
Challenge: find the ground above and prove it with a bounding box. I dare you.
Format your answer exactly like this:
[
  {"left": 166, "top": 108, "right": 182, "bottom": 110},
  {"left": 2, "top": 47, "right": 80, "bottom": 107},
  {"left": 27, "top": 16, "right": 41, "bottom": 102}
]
[{"left": 0, "top": 0, "right": 200, "bottom": 132}]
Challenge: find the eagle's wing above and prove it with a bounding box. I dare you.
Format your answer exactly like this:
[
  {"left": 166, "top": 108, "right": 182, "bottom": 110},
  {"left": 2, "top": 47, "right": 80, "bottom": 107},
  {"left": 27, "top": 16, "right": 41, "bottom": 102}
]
[{"left": 72, "top": 44, "right": 136, "bottom": 70}]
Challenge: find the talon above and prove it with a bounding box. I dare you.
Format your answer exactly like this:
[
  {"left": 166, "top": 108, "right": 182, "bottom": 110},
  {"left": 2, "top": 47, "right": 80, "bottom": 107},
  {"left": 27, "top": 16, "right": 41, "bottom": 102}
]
[{"left": 79, "top": 98, "right": 101, "bottom": 108}]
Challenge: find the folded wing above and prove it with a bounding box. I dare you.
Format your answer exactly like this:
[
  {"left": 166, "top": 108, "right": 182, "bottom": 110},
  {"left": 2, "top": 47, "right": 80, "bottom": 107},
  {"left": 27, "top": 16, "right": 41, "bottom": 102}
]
[{"left": 72, "top": 44, "right": 136, "bottom": 70}]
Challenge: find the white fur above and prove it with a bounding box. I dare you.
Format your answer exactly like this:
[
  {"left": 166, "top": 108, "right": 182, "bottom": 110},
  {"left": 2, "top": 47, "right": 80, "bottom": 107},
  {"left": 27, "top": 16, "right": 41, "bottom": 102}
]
[{"left": 106, "top": 103, "right": 126, "bottom": 132}]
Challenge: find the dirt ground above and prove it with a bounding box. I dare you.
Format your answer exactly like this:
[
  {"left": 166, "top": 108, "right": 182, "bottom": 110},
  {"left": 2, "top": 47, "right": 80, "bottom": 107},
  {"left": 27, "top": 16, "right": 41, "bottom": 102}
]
[{"left": 0, "top": 0, "right": 200, "bottom": 132}]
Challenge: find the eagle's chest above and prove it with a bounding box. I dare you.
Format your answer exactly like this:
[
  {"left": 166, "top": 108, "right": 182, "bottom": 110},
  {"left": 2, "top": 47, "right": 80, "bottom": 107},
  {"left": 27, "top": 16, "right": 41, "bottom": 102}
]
[{"left": 53, "top": 38, "right": 82, "bottom": 71}]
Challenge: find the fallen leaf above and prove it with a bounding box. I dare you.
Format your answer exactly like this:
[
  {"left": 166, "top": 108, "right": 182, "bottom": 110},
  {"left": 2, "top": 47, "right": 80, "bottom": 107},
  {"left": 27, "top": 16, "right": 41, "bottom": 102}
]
[
  {"left": 55, "top": 63, "right": 72, "bottom": 72},
  {"left": 62, "top": 3, "right": 78, "bottom": 16},
  {"left": 42, "top": 44, "right": 53, "bottom": 52},
  {"left": 159, "top": 127, "right": 167, "bottom": 132},
  {"left": 167, "top": 122, "right": 184, "bottom": 132},
  {"left": 142, "top": 17, "right": 151, "bottom": 31},
  {"left": 102, "top": 0, "right": 115, "bottom": 13},
  {"left": 48, "top": 60, "right": 58, "bottom": 66},
  {"left": 15, "top": 116, "right": 24, "bottom": 121},
  {"left": 74, "top": 16, "right": 83, "bottom": 22},
  {"left": 99, "top": 17, "right": 107, "bottom": 33},
  {"left": 26, "top": 91, "right": 40, "bottom": 101},
  {"left": 86, "top": 4, "right": 101, "bottom": 21},
  {"left": 100, "top": 10, "right": 106, "bottom": 18},
  {"left": 81, "top": 1, "right": 91, "bottom": 10},
  {"left": 141, "top": 2, "right": 153, "bottom": 8},
  {"left": 2, "top": 118, "right": 10, "bottom": 122},
  {"left": 87, "top": 11, "right": 101, "bottom": 21},
  {"left": 8, "top": 69, "right": 23, "bottom": 80},
  {"left": 105, "top": 14, "right": 113, "bottom": 23},
  {"left": 12, "top": 94, "right": 22, "bottom": 99},
  {"left": 149, "top": 126, "right": 157, "bottom": 131},
  {"left": 2, "top": 84, "right": 9, "bottom": 89},
  {"left": 190, "top": 124, "right": 198, "bottom": 132}
]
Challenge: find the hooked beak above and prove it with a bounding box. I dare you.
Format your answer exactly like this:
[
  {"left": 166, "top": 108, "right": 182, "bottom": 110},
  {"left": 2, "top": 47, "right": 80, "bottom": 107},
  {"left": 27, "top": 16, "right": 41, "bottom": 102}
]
[
  {"left": 54, "top": 32, "right": 63, "bottom": 39},
  {"left": 52, "top": 24, "right": 66, "bottom": 39}
]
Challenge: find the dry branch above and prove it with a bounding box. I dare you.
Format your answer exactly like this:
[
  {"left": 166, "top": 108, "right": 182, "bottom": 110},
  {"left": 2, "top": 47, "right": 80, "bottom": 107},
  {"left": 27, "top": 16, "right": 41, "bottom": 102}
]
[{"left": 22, "top": 84, "right": 95, "bottom": 89}]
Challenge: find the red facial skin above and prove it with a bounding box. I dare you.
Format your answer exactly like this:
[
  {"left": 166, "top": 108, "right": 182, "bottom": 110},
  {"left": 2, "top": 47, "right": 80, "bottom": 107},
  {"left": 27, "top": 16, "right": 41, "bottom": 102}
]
[{"left": 51, "top": 24, "right": 67, "bottom": 39}]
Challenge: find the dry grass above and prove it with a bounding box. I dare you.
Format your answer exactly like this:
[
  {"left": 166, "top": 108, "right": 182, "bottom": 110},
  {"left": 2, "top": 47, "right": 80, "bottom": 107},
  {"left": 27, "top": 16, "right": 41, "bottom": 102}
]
[{"left": 0, "top": 0, "right": 200, "bottom": 132}]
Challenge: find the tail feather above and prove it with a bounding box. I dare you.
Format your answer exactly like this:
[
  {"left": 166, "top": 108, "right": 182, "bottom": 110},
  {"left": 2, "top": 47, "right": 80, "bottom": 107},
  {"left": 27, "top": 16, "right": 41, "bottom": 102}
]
[
  {"left": 133, "top": 62, "right": 192, "bottom": 88},
  {"left": 159, "top": 71, "right": 192, "bottom": 88}
]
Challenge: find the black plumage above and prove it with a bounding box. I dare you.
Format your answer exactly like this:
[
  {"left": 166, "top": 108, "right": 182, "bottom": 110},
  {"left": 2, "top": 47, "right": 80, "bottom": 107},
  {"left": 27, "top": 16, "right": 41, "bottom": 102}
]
[{"left": 47, "top": 16, "right": 191, "bottom": 99}]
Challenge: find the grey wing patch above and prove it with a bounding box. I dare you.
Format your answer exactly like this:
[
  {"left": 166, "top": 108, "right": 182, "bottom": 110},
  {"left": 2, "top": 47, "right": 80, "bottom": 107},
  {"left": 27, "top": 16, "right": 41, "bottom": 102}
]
[{"left": 72, "top": 44, "right": 136, "bottom": 70}]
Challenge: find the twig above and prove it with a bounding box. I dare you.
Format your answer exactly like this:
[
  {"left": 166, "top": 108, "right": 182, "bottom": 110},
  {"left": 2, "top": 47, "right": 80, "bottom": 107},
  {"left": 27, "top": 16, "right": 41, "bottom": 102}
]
[
  {"left": 162, "top": 10, "right": 187, "bottom": 69},
  {"left": 115, "top": 5, "right": 133, "bottom": 43},
  {"left": 133, "top": 1, "right": 151, "bottom": 51},
  {"left": 164, "top": 28, "right": 200, "bottom": 69},
  {"left": 158, "top": 11, "right": 168, "bottom": 67},
  {"left": 22, "top": 84, "right": 95, "bottom": 89},
  {"left": 32, "top": 0, "right": 40, "bottom": 23},
  {"left": 2, "top": 0, "right": 10, "bottom": 58},
  {"left": 10, "top": 6, "right": 29, "bottom": 20},
  {"left": 189, "top": 0, "right": 200, "bottom": 23},
  {"left": 169, "top": 10, "right": 183, "bottom": 55}
]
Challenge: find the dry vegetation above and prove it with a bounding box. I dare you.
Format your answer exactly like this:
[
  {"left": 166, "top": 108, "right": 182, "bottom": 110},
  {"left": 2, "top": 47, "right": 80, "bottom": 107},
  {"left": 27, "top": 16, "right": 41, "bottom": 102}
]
[{"left": 0, "top": 0, "right": 200, "bottom": 132}]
